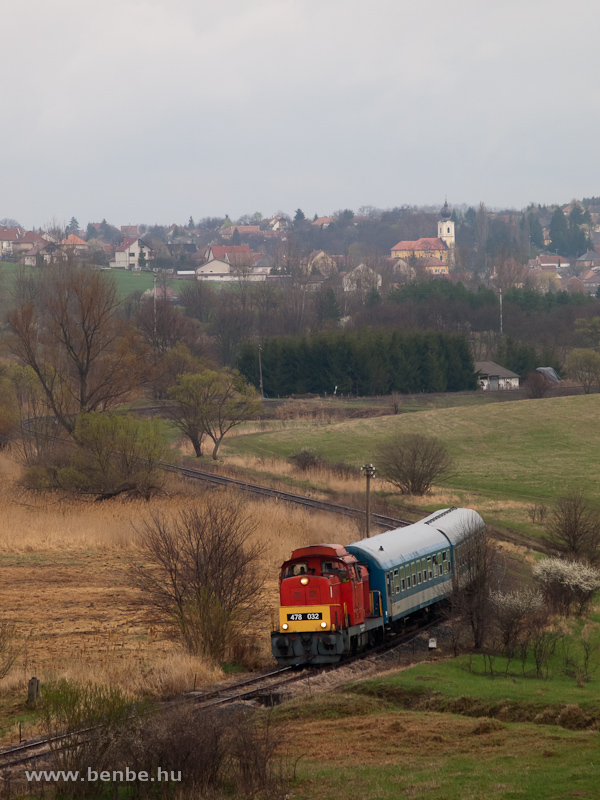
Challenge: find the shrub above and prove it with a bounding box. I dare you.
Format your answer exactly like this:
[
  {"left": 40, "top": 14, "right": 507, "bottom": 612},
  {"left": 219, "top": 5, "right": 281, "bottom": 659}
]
[
  {"left": 533, "top": 557, "right": 600, "bottom": 617},
  {"left": 131, "top": 495, "right": 264, "bottom": 662},
  {"left": 376, "top": 433, "right": 453, "bottom": 495},
  {"left": 288, "top": 448, "right": 322, "bottom": 471}
]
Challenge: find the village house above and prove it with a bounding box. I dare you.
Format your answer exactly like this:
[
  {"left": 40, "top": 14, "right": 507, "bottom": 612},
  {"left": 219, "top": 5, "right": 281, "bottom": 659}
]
[
  {"left": 141, "top": 284, "right": 180, "bottom": 302},
  {"left": 528, "top": 254, "right": 571, "bottom": 272},
  {"left": 109, "top": 237, "right": 154, "bottom": 269},
  {"left": 474, "top": 361, "right": 520, "bottom": 391},
  {"left": 342, "top": 263, "right": 382, "bottom": 293},
  {"left": 12, "top": 230, "right": 47, "bottom": 258},
  {"left": 579, "top": 269, "right": 600, "bottom": 294},
  {"left": 0, "top": 226, "right": 25, "bottom": 257},
  {"left": 193, "top": 246, "right": 273, "bottom": 282},
  {"left": 576, "top": 251, "right": 600, "bottom": 269},
  {"left": 61, "top": 234, "right": 90, "bottom": 258},
  {"left": 312, "top": 216, "right": 334, "bottom": 228},
  {"left": 221, "top": 225, "right": 262, "bottom": 239}
]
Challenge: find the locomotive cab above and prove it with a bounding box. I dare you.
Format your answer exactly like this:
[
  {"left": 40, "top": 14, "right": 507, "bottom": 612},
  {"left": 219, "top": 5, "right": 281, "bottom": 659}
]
[{"left": 271, "top": 544, "right": 384, "bottom": 666}]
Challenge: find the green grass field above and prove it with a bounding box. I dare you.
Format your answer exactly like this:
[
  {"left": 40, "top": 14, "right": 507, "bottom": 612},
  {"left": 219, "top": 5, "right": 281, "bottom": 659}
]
[
  {"left": 274, "top": 644, "right": 600, "bottom": 800},
  {"left": 223, "top": 394, "right": 600, "bottom": 506},
  {"left": 0, "top": 261, "right": 185, "bottom": 299}
]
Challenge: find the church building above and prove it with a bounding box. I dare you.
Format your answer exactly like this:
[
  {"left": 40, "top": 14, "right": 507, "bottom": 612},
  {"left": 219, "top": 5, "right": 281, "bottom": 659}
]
[{"left": 390, "top": 201, "right": 455, "bottom": 274}]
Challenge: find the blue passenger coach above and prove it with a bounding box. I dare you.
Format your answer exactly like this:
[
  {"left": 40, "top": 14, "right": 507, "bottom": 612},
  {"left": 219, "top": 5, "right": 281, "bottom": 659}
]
[{"left": 346, "top": 507, "right": 485, "bottom": 625}]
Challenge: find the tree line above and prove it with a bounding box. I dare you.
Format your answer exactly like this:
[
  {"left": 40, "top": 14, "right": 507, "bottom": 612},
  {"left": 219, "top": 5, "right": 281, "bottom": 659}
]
[
  {"left": 0, "top": 265, "right": 261, "bottom": 499},
  {"left": 237, "top": 329, "right": 477, "bottom": 396}
]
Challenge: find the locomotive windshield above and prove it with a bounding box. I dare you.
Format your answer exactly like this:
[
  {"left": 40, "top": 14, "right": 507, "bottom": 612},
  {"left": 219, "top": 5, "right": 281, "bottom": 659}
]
[{"left": 282, "top": 562, "right": 310, "bottom": 578}]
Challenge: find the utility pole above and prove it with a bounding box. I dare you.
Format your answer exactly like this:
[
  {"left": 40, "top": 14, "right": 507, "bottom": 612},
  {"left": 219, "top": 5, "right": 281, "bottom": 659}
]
[
  {"left": 258, "top": 344, "right": 264, "bottom": 399},
  {"left": 153, "top": 274, "right": 157, "bottom": 343},
  {"left": 361, "top": 463, "right": 376, "bottom": 537},
  {"left": 499, "top": 287, "right": 503, "bottom": 336}
]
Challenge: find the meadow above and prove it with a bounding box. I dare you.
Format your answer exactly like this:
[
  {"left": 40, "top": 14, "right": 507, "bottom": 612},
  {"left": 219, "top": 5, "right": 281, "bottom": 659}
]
[
  {"left": 2, "top": 390, "right": 599, "bottom": 799},
  {"left": 0, "top": 262, "right": 183, "bottom": 300},
  {"left": 277, "top": 700, "right": 600, "bottom": 800},
  {"left": 0, "top": 450, "right": 359, "bottom": 745},
  {"left": 220, "top": 393, "right": 600, "bottom": 538}
]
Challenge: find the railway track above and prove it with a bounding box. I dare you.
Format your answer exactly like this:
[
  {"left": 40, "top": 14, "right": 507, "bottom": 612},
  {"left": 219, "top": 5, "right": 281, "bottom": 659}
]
[
  {"left": 0, "top": 621, "right": 437, "bottom": 774},
  {"left": 159, "top": 460, "right": 411, "bottom": 530}
]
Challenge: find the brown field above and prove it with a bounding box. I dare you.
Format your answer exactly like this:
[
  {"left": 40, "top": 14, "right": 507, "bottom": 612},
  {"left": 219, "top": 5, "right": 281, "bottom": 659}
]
[{"left": 0, "top": 451, "right": 360, "bottom": 742}]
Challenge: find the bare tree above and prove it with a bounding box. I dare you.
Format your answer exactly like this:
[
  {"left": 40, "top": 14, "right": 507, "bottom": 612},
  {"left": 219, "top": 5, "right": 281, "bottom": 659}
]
[
  {"left": 489, "top": 589, "right": 545, "bottom": 668},
  {"left": 450, "top": 524, "right": 499, "bottom": 650},
  {"left": 0, "top": 621, "right": 21, "bottom": 679},
  {"left": 134, "top": 297, "right": 196, "bottom": 355},
  {"left": 376, "top": 433, "right": 453, "bottom": 495},
  {"left": 545, "top": 492, "right": 600, "bottom": 565},
  {"left": 565, "top": 349, "right": 600, "bottom": 394},
  {"left": 131, "top": 497, "right": 264, "bottom": 661},
  {"left": 522, "top": 371, "right": 552, "bottom": 399},
  {"left": 7, "top": 265, "right": 145, "bottom": 437}
]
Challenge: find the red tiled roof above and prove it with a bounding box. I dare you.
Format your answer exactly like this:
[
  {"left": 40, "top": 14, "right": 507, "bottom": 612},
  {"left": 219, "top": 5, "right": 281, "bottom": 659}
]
[
  {"left": 392, "top": 238, "right": 447, "bottom": 251},
  {"left": 0, "top": 226, "right": 25, "bottom": 241},
  {"left": 312, "top": 217, "right": 334, "bottom": 226},
  {"left": 63, "top": 234, "right": 88, "bottom": 246},
  {"left": 16, "top": 231, "right": 45, "bottom": 244},
  {"left": 115, "top": 237, "right": 139, "bottom": 252},
  {"left": 225, "top": 225, "right": 261, "bottom": 234},
  {"left": 209, "top": 245, "right": 251, "bottom": 259}
]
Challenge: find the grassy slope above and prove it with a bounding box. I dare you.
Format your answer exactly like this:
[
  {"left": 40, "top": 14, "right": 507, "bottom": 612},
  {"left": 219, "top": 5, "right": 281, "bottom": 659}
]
[
  {"left": 275, "top": 645, "right": 600, "bottom": 799},
  {"left": 223, "top": 394, "right": 600, "bottom": 505},
  {"left": 0, "top": 262, "right": 183, "bottom": 299},
  {"left": 280, "top": 702, "right": 599, "bottom": 800}
]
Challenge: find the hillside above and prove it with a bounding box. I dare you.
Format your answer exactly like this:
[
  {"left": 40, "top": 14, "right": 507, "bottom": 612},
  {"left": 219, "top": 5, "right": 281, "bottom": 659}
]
[{"left": 221, "top": 394, "right": 600, "bottom": 532}]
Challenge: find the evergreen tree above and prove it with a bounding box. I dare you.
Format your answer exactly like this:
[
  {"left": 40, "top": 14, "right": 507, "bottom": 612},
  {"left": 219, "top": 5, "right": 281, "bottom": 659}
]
[
  {"left": 231, "top": 228, "right": 242, "bottom": 246},
  {"left": 365, "top": 287, "right": 381, "bottom": 306},
  {"left": 294, "top": 208, "right": 306, "bottom": 223},
  {"left": 528, "top": 213, "right": 544, "bottom": 248},
  {"left": 66, "top": 217, "right": 79, "bottom": 236},
  {"left": 549, "top": 208, "right": 569, "bottom": 255}
]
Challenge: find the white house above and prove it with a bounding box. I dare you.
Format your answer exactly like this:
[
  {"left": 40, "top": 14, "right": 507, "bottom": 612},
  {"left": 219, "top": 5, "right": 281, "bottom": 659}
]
[
  {"left": 342, "top": 263, "right": 382, "bottom": 293},
  {"left": 109, "top": 237, "right": 154, "bottom": 270},
  {"left": 475, "top": 361, "right": 520, "bottom": 391},
  {"left": 195, "top": 260, "right": 271, "bottom": 282}
]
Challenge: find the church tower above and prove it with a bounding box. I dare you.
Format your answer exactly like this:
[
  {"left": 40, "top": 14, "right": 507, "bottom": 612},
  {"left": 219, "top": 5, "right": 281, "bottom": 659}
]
[{"left": 438, "top": 199, "right": 455, "bottom": 266}]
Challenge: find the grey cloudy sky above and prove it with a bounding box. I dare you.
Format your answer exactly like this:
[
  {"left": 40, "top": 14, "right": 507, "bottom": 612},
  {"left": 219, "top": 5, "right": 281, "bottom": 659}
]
[{"left": 3, "top": 0, "right": 599, "bottom": 228}]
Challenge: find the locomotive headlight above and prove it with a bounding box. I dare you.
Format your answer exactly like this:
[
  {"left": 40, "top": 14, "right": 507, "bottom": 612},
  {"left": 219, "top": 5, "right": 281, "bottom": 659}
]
[
  {"left": 282, "top": 623, "right": 289, "bottom": 630},
  {"left": 320, "top": 621, "right": 327, "bottom": 628},
  {"left": 300, "top": 577, "right": 309, "bottom": 585}
]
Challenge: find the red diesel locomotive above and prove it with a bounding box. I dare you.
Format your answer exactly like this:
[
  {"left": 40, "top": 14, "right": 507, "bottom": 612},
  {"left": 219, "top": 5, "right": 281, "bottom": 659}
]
[{"left": 271, "top": 543, "right": 384, "bottom": 665}]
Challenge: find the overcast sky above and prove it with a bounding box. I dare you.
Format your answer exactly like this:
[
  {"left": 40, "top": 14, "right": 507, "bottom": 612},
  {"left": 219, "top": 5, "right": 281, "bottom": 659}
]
[{"left": 3, "top": 0, "right": 600, "bottom": 229}]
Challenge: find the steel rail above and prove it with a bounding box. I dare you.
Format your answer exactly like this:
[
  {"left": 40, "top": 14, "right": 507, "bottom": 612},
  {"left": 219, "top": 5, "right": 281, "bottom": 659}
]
[{"left": 158, "top": 461, "right": 411, "bottom": 530}]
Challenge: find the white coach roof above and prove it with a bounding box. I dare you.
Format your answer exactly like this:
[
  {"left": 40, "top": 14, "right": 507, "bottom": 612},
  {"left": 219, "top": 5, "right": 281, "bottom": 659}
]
[{"left": 346, "top": 508, "right": 484, "bottom": 571}]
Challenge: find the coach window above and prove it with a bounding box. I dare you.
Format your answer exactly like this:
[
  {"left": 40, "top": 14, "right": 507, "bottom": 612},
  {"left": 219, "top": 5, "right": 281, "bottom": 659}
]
[
  {"left": 406, "top": 566, "right": 411, "bottom": 589},
  {"left": 432, "top": 555, "right": 438, "bottom": 577},
  {"left": 412, "top": 563, "right": 417, "bottom": 586},
  {"left": 417, "top": 561, "right": 422, "bottom": 584},
  {"left": 427, "top": 557, "right": 432, "bottom": 580},
  {"left": 400, "top": 566, "right": 406, "bottom": 591},
  {"left": 394, "top": 569, "right": 400, "bottom": 593},
  {"left": 444, "top": 551, "right": 450, "bottom": 573}
]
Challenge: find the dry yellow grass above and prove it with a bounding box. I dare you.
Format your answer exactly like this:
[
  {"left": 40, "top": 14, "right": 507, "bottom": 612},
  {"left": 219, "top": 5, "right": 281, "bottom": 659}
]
[{"left": 0, "top": 451, "right": 360, "bottom": 729}]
